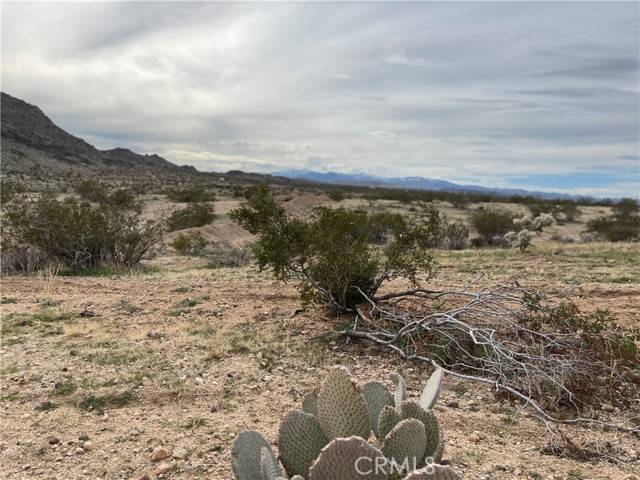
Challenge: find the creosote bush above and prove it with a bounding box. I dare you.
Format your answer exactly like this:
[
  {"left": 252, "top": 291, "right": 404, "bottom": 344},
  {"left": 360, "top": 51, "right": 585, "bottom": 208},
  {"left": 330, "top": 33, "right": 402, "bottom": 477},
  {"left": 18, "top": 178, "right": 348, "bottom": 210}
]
[
  {"left": 587, "top": 199, "right": 639, "bottom": 242},
  {"left": 170, "top": 231, "right": 208, "bottom": 255},
  {"left": 231, "top": 185, "right": 436, "bottom": 310},
  {"left": 1, "top": 193, "right": 161, "bottom": 270},
  {"left": 470, "top": 208, "right": 515, "bottom": 246},
  {"left": 166, "top": 202, "right": 215, "bottom": 232},
  {"left": 166, "top": 186, "right": 216, "bottom": 203}
]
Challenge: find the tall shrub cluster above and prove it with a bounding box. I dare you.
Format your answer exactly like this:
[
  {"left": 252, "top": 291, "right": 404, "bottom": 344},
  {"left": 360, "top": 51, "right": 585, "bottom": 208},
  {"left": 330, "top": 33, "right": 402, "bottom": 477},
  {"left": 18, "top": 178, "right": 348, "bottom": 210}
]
[
  {"left": 231, "top": 186, "right": 437, "bottom": 310},
  {"left": 587, "top": 198, "right": 640, "bottom": 242},
  {"left": 1, "top": 191, "right": 161, "bottom": 271}
]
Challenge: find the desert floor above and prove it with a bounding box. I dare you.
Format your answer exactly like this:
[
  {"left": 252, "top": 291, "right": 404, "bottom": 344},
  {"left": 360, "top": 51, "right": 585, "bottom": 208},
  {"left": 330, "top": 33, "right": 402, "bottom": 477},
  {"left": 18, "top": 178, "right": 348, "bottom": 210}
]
[{"left": 1, "top": 242, "right": 639, "bottom": 480}]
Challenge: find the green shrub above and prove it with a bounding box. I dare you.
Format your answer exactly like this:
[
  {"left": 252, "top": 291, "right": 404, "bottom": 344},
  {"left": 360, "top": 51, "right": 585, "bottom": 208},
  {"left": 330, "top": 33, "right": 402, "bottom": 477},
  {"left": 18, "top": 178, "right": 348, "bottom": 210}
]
[
  {"left": 1, "top": 193, "right": 161, "bottom": 269},
  {"left": 612, "top": 198, "right": 639, "bottom": 217},
  {"left": 230, "top": 185, "right": 436, "bottom": 310},
  {"left": 170, "top": 231, "right": 208, "bottom": 255},
  {"left": 587, "top": 208, "right": 640, "bottom": 242},
  {"left": 470, "top": 208, "right": 515, "bottom": 245},
  {"left": 444, "top": 221, "right": 469, "bottom": 250},
  {"left": 166, "top": 186, "right": 216, "bottom": 203},
  {"left": 74, "top": 179, "right": 110, "bottom": 203},
  {"left": 166, "top": 202, "right": 215, "bottom": 232}
]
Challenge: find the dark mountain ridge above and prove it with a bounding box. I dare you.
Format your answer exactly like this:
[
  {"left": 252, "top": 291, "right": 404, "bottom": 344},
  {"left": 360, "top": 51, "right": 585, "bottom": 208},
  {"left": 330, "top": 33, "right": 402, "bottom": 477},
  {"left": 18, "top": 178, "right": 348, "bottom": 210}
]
[{"left": 1, "top": 92, "right": 191, "bottom": 174}]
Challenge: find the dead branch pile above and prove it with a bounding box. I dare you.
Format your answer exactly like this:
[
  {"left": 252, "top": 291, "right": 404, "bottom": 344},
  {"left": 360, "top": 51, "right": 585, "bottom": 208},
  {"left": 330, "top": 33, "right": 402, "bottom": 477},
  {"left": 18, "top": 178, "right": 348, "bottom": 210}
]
[{"left": 344, "top": 284, "right": 639, "bottom": 433}]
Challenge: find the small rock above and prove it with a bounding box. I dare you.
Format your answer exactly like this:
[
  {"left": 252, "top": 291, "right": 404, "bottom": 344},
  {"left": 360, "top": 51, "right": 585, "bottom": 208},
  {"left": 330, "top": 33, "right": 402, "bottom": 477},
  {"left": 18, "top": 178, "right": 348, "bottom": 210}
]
[
  {"left": 172, "top": 447, "right": 188, "bottom": 460},
  {"left": 210, "top": 401, "right": 220, "bottom": 413},
  {"left": 23, "top": 464, "right": 31, "bottom": 471},
  {"left": 74, "top": 447, "right": 84, "bottom": 454},
  {"left": 601, "top": 404, "right": 614, "bottom": 412},
  {"left": 82, "top": 441, "right": 93, "bottom": 451},
  {"left": 78, "top": 434, "right": 89, "bottom": 441},
  {"left": 154, "top": 463, "right": 174, "bottom": 475},
  {"left": 150, "top": 446, "right": 170, "bottom": 462},
  {"left": 445, "top": 400, "right": 459, "bottom": 409},
  {"left": 47, "top": 436, "right": 60, "bottom": 445}
]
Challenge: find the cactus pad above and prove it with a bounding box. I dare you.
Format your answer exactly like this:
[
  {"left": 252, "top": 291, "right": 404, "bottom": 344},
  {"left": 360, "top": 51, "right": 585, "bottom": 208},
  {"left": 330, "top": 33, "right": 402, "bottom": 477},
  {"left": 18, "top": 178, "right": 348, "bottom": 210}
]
[
  {"left": 278, "top": 410, "right": 328, "bottom": 478},
  {"left": 302, "top": 388, "right": 319, "bottom": 415},
  {"left": 402, "top": 464, "right": 462, "bottom": 480},
  {"left": 308, "top": 436, "right": 387, "bottom": 480},
  {"left": 316, "top": 367, "right": 371, "bottom": 440},
  {"left": 419, "top": 368, "right": 444, "bottom": 411},
  {"left": 401, "top": 400, "right": 440, "bottom": 461},
  {"left": 362, "top": 381, "right": 394, "bottom": 439},
  {"left": 231, "top": 431, "right": 277, "bottom": 480},
  {"left": 260, "top": 446, "right": 284, "bottom": 480},
  {"left": 390, "top": 373, "right": 407, "bottom": 412},
  {"left": 381, "top": 418, "right": 426, "bottom": 473},
  {"left": 378, "top": 404, "right": 401, "bottom": 440}
]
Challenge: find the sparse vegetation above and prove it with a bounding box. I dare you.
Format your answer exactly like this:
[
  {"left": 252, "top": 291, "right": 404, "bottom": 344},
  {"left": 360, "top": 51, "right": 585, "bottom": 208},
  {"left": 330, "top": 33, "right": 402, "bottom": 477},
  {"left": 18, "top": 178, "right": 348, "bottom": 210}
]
[{"left": 587, "top": 199, "right": 640, "bottom": 242}]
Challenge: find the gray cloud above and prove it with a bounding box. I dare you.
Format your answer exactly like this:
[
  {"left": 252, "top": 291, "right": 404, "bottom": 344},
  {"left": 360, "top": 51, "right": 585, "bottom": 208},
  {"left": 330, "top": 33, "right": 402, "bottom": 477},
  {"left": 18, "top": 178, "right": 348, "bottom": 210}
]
[{"left": 1, "top": 1, "right": 638, "bottom": 196}]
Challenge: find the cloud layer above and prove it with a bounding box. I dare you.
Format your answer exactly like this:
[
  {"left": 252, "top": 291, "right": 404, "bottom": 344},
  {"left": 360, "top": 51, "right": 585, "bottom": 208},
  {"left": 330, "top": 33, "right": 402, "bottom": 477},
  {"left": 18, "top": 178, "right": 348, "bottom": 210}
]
[{"left": 2, "top": 2, "right": 638, "bottom": 196}]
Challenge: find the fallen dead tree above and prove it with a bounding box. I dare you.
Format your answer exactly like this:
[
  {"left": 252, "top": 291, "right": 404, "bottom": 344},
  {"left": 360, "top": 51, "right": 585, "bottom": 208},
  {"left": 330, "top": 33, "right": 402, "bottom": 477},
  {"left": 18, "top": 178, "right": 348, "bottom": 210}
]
[{"left": 344, "top": 283, "right": 640, "bottom": 434}]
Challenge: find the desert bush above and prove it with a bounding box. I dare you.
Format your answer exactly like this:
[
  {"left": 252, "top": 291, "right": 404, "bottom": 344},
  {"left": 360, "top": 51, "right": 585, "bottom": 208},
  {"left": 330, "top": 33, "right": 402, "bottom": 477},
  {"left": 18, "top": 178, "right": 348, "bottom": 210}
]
[
  {"left": 231, "top": 185, "right": 436, "bottom": 310},
  {"left": 166, "top": 202, "right": 215, "bottom": 232},
  {"left": 513, "top": 212, "right": 555, "bottom": 232},
  {"left": 559, "top": 203, "right": 581, "bottom": 222},
  {"left": 470, "top": 208, "right": 515, "bottom": 245},
  {"left": 108, "top": 189, "right": 139, "bottom": 211},
  {"left": 327, "top": 190, "right": 345, "bottom": 202},
  {"left": 587, "top": 201, "right": 640, "bottom": 242},
  {"left": 74, "top": 179, "right": 110, "bottom": 203},
  {"left": 170, "top": 231, "right": 207, "bottom": 255},
  {"left": 1, "top": 193, "right": 161, "bottom": 270},
  {"left": 166, "top": 186, "right": 216, "bottom": 203},
  {"left": 612, "top": 197, "right": 639, "bottom": 217},
  {"left": 443, "top": 221, "right": 469, "bottom": 250}
]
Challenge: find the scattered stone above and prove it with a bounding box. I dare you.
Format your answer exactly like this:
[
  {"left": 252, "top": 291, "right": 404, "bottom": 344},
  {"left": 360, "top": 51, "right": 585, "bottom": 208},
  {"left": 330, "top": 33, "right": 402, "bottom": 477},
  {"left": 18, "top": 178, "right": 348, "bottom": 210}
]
[
  {"left": 445, "top": 400, "right": 459, "bottom": 409},
  {"left": 172, "top": 447, "right": 188, "bottom": 460},
  {"left": 154, "top": 463, "right": 174, "bottom": 475},
  {"left": 75, "top": 447, "right": 84, "bottom": 455},
  {"left": 78, "top": 434, "right": 89, "bottom": 441},
  {"left": 150, "top": 446, "right": 169, "bottom": 462},
  {"left": 210, "top": 401, "right": 220, "bottom": 413},
  {"left": 82, "top": 441, "right": 93, "bottom": 451},
  {"left": 47, "top": 436, "right": 60, "bottom": 445}
]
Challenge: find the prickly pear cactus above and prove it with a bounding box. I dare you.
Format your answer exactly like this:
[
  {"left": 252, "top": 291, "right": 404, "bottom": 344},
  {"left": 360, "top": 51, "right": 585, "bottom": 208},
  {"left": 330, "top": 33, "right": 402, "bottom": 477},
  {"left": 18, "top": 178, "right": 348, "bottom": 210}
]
[
  {"left": 390, "top": 373, "right": 407, "bottom": 412},
  {"left": 230, "top": 368, "right": 460, "bottom": 480},
  {"left": 419, "top": 367, "right": 444, "bottom": 410},
  {"left": 278, "top": 410, "right": 328, "bottom": 477},
  {"left": 362, "top": 381, "right": 394, "bottom": 440},
  {"left": 260, "top": 446, "right": 283, "bottom": 480},
  {"left": 401, "top": 400, "right": 440, "bottom": 461},
  {"left": 378, "top": 404, "right": 401, "bottom": 441},
  {"left": 381, "top": 418, "right": 426, "bottom": 473},
  {"left": 302, "top": 388, "right": 319, "bottom": 415},
  {"left": 231, "top": 431, "right": 280, "bottom": 480},
  {"left": 308, "top": 436, "right": 387, "bottom": 480},
  {"left": 316, "top": 367, "right": 371, "bottom": 440}
]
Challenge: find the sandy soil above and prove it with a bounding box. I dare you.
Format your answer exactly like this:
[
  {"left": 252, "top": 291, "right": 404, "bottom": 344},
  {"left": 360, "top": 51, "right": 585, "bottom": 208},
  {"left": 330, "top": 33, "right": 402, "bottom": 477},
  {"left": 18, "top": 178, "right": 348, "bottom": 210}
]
[{"left": 1, "top": 242, "right": 639, "bottom": 480}]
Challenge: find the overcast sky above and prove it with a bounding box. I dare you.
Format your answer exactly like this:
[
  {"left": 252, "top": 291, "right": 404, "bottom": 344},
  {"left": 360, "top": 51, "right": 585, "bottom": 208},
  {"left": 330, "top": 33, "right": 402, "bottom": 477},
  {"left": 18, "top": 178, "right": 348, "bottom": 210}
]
[{"left": 2, "top": 2, "right": 639, "bottom": 196}]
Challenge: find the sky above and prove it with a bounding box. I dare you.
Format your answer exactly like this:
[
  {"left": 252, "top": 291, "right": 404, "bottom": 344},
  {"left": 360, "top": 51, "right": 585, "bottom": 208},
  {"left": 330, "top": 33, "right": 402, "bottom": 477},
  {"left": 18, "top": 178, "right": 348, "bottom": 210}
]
[{"left": 2, "top": 1, "right": 639, "bottom": 197}]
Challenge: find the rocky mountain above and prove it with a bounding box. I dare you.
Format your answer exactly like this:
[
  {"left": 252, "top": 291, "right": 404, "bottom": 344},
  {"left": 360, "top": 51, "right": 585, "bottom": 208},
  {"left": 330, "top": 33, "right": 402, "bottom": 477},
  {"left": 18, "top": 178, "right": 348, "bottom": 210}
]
[
  {"left": 1, "top": 92, "right": 192, "bottom": 175},
  {"left": 276, "top": 169, "right": 580, "bottom": 200}
]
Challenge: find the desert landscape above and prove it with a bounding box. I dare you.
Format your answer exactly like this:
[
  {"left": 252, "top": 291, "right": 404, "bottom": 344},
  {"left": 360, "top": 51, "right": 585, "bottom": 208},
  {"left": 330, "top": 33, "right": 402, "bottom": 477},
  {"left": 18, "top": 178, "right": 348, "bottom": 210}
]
[{"left": 2, "top": 2, "right": 639, "bottom": 480}]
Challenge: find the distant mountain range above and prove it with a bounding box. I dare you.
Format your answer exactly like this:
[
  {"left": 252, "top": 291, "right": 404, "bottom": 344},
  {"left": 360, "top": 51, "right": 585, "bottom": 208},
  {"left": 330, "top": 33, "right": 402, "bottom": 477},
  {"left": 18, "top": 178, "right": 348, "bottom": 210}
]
[
  {"left": 1, "top": 92, "right": 193, "bottom": 175},
  {"left": 275, "top": 169, "right": 583, "bottom": 200}
]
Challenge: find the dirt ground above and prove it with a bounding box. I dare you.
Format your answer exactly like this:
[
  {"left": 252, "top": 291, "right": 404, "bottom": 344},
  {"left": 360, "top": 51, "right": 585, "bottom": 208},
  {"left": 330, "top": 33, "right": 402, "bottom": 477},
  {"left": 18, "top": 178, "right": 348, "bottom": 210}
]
[{"left": 1, "top": 239, "right": 639, "bottom": 480}]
